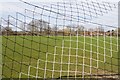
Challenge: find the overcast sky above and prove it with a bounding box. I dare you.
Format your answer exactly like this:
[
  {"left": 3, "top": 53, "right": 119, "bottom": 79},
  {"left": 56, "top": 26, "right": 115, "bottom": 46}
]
[
  {"left": 0, "top": 0, "right": 118, "bottom": 31},
  {"left": 0, "top": 0, "right": 120, "bottom": 2}
]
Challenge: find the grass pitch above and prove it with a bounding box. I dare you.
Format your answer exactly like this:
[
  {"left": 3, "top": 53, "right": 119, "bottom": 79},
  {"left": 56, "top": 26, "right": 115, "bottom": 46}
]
[{"left": 2, "top": 36, "right": 118, "bottom": 78}]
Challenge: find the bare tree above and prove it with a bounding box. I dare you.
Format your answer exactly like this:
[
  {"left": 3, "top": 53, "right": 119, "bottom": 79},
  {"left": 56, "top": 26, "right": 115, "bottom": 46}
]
[
  {"left": 52, "top": 25, "right": 58, "bottom": 32},
  {"left": 114, "top": 28, "right": 120, "bottom": 36},
  {"left": 77, "top": 25, "right": 84, "bottom": 35},
  {"left": 27, "top": 20, "right": 39, "bottom": 32},
  {"left": 27, "top": 19, "right": 50, "bottom": 35},
  {"left": 20, "top": 22, "right": 26, "bottom": 31},
  {"left": 51, "top": 25, "right": 58, "bottom": 35},
  {"left": 63, "top": 25, "right": 71, "bottom": 36},
  {"left": 88, "top": 28, "right": 94, "bottom": 36},
  {"left": 2, "top": 26, "right": 13, "bottom": 35},
  {"left": 96, "top": 26, "right": 104, "bottom": 32},
  {"left": 44, "top": 25, "right": 51, "bottom": 35}
]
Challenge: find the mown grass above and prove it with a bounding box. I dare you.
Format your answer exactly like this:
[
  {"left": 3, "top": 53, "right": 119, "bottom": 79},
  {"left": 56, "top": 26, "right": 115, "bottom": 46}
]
[{"left": 2, "top": 36, "right": 118, "bottom": 78}]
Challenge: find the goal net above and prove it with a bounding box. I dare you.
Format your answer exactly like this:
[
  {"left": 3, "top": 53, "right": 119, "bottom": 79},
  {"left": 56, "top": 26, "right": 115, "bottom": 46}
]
[{"left": 1, "top": 0, "right": 119, "bottom": 79}]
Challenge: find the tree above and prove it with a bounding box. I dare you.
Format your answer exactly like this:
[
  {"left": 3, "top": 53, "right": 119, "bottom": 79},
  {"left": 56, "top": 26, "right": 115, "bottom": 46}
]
[
  {"left": 20, "top": 22, "right": 26, "bottom": 31},
  {"left": 2, "top": 26, "right": 13, "bottom": 35},
  {"left": 27, "top": 19, "right": 50, "bottom": 35},
  {"left": 63, "top": 26, "right": 71, "bottom": 36},
  {"left": 96, "top": 26, "right": 104, "bottom": 32},
  {"left": 51, "top": 25, "right": 59, "bottom": 35},
  {"left": 77, "top": 25, "right": 84, "bottom": 35},
  {"left": 114, "top": 28, "right": 120, "bottom": 36},
  {"left": 88, "top": 28, "right": 94, "bottom": 36},
  {"left": 52, "top": 25, "right": 58, "bottom": 32},
  {"left": 44, "top": 25, "right": 51, "bottom": 35},
  {"left": 27, "top": 20, "right": 39, "bottom": 32}
]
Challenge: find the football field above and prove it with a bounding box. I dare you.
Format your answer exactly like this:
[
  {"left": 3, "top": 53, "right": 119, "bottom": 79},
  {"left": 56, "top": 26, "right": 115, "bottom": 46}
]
[{"left": 2, "top": 36, "right": 118, "bottom": 78}]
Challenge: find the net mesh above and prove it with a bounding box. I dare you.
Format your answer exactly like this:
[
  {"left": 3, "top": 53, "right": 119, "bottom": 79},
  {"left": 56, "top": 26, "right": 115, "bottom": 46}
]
[{"left": 1, "top": 0, "right": 119, "bottom": 79}]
